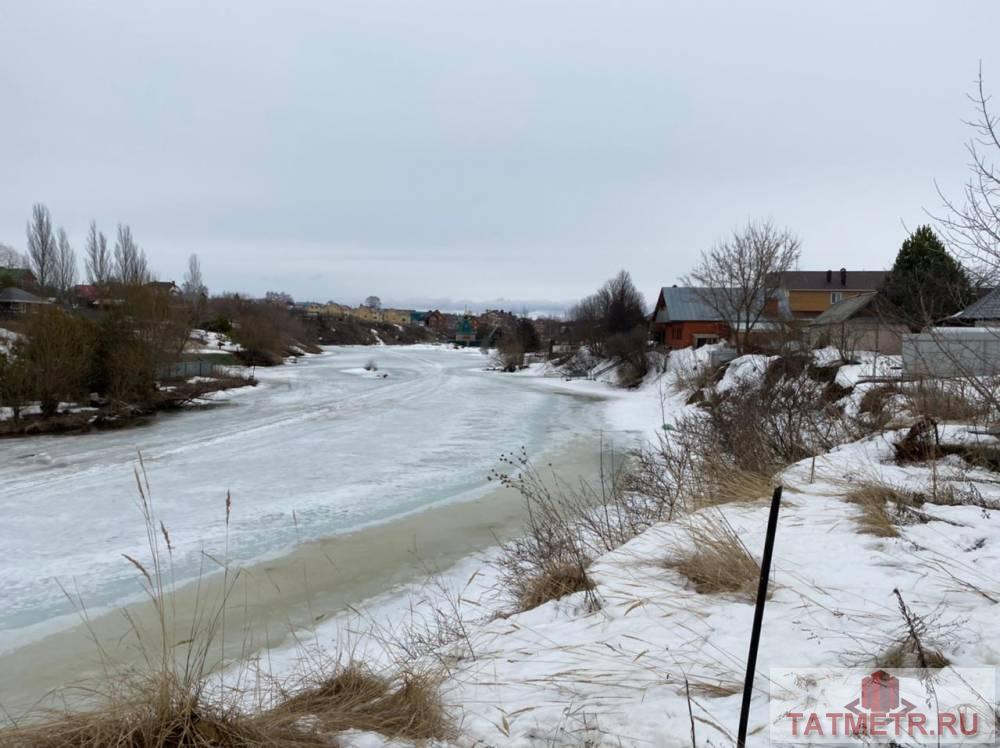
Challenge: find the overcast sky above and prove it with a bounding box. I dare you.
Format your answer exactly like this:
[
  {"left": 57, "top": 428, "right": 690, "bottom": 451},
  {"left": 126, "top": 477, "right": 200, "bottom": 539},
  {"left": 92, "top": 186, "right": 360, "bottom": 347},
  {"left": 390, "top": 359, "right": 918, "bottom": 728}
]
[{"left": 1, "top": 2, "right": 998, "bottom": 312}]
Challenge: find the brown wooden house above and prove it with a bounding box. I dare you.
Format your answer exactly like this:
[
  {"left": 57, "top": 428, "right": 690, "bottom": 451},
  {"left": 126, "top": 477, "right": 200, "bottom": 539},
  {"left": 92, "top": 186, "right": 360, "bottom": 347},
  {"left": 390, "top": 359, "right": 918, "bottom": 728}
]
[
  {"left": 423, "top": 309, "right": 446, "bottom": 331},
  {"left": 650, "top": 286, "right": 790, "bottom": 350}
]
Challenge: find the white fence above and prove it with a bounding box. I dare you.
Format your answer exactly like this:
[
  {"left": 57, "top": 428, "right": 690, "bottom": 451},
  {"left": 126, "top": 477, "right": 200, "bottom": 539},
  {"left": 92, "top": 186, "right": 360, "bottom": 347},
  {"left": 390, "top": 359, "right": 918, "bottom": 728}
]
[{"left": 902, "top": 327, "right": 1000, "bottom": 378}]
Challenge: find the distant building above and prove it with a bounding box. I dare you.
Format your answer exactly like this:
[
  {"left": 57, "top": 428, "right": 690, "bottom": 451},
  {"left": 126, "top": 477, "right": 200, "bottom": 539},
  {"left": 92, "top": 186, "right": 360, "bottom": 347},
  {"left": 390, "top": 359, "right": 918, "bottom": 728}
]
[
  {"left": 769, "top": 269, "right": 887, "bottom": 319},
  {"left": 321, "top": 302, "right": 353, "bottom": 318},
  {"left": 382, "top": 309, "right": 413, "bottom": 325},
  {"left": 354, "top": 305, "right": 383, "bottom": 322},
  {"left": 146, "top": 280, "right": 182, "bottom": 296},
  {"left": 808, "top": 292, "right": 908, "bottom": 355},
  {"left": 0, "top": 287, "right": 50, "bottom": 315},
  {"left": 455, "top": 315, "right": 477, "bottom": 344},
  {"left": 72, "top": 284, "right": 100, "bottom": 307},
  {"left": 479, "top": 308, "right": 516, "bottom": 328},
  {"left": 945, "top": 286, "right": 1000, "bottom": 326},
  {"left": 650, "top": 286, "right": 790, "bottom": 349},
  {"left": 423, "top": 310, "right": 446, "bottom": 331}
]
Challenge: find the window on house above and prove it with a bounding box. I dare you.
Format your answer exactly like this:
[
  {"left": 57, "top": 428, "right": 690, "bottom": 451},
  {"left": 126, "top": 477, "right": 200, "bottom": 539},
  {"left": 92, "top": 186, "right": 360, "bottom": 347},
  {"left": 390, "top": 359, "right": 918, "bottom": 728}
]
[{"left": 831, "top": 291, "right": 844, "bottom": 304}]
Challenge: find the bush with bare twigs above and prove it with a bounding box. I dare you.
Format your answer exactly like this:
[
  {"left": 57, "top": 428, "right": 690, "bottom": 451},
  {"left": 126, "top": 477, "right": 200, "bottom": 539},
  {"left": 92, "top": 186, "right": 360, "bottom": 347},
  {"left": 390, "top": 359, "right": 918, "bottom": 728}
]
[
  {"left": 489, "top": 448, "right": 632, "bottom": 612},
  {"left": 874, "top": 591, "right": 952, "bottom": 670}
]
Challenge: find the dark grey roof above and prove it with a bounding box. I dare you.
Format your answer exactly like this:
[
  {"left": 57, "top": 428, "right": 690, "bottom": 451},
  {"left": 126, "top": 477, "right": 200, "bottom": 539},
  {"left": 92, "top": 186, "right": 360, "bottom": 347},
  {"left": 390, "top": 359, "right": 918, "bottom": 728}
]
[
  {"left": 809, "top": 292, "right": 877, "bottom": 325},
  {"left": 952, "top": 287, "right": 1000, "bottom": 321},
  {"left": 654, "top": 286, "right": 790, "bottom": 323},
  {"left": 772, "top": 270, "right": 886, "bottom": 291},
  {"left": 0, "top": 287, "right": 48, "bottom": 304}
]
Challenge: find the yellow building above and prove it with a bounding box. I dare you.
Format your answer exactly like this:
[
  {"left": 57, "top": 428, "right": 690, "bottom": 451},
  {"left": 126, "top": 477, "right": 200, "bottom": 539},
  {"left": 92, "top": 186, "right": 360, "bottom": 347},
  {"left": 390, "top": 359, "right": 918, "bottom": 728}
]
[
  {"left": 321, "top": 302, "right": 353, "bottom": 318},
  {"left": 382, "top": 309, "right": 413, "bottom": 325},
  {"left": 772, "top": 270, "right": 886, "bottom": 318},
  {"left": 354, "top": 305, "right": 384, "bottom": 322}
]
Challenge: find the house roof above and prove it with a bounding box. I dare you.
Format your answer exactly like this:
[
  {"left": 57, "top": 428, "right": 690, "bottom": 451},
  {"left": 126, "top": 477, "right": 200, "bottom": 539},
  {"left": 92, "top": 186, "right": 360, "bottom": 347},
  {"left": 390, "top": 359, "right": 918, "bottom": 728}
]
[
  {"left": 0, "top": 287, "right": 49, "bottom": 304},
  {"left": 146, "top": 280, "right": 180, "bottom": 293},
  {"left": 950, "top": 287, "right": 1000, "bottom": 321},
  {"left": 771, "top": 270, "right": 887, "bottom": 291},
  {"left": 809, "top": 292, "right": 878, "bottom": 325},
  {"left": 654, "top": 286, "right": 790, "bottom": 323}
]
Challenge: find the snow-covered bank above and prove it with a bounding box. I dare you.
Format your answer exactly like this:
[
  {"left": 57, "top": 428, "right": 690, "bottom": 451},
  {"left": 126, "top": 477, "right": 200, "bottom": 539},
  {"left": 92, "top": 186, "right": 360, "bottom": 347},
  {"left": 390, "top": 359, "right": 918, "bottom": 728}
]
[
  {"left": 249, "top": 347, "right": 1000, "bottom": 746},
  {"left": 9, "top": 345, "right": 1000, "bottom": 746}
]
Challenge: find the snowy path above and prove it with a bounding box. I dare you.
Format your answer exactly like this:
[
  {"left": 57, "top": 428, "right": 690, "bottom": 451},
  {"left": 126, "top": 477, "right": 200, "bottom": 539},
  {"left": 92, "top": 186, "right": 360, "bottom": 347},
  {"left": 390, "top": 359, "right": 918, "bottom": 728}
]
[{"left": 0, "top": 346, "right": 606, "bottom": 651}]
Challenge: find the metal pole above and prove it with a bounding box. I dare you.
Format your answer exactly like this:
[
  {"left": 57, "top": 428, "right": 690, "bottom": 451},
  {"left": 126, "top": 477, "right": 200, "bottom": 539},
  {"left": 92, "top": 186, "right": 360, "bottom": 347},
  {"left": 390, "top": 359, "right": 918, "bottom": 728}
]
[{"left": 736, "top": 484, "right": 783, "bottom": 748}]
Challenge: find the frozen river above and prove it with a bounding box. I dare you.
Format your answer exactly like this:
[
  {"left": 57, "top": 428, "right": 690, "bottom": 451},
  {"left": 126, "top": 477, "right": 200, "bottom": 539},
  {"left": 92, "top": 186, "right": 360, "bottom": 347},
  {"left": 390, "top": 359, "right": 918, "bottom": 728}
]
[{"left": 0, "top": 346, "right": 606, "bottom": 654}]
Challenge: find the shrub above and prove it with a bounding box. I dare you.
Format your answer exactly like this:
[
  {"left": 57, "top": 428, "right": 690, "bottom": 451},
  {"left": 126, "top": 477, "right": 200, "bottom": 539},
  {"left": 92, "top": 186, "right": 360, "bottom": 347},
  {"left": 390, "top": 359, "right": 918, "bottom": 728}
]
[
  {"left": 496, "top": 336, "right": 525, "bottom": 371},
  {"left": 491, "top": 449, "right": 628, "bottom": 612},
  {"left": 517, "top": 561, "right": 595, "bottom": 612},
  {"left": 667, "top": 514, "right": 762, "bottom": 602},
  {"left": 201, "top": 315, "right": 232, "bottom": 334},
  {"left": 17, "top": 307, "right": 94, "bottom": 416},
  {"left": 905, "top": 380, "right": 985, "bottom": 422},
  {"left": 604, "top": 326, "right": 650, "bottom": 384}
]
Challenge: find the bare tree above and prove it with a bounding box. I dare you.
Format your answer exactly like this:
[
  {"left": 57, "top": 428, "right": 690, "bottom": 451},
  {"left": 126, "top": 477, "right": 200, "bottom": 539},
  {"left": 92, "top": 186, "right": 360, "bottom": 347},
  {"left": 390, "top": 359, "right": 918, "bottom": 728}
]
[
  {"left": 364, "top": 295, "right": 382, "bottom": 310},
  {"left": 113, "top": 223, "right": 150, "bottom": 285},
  {"left": 0, "top": 243, "right": 28, "bottom": 268},
  {"left": 682, "top": 220, "right": 800, "bottom": 353},
  {"left": 85, "top": 221, "right": 113, "bottom": 285},
  {"left": 569, "top": 269, "right": 647, "bottom": 355},
  {"left": 26, "top": 203, "right": 57, "bottom": 288},
  {"left": 182, "top": 253, "right": 207, "bottom": 299},
  {"left": 52, "top": 227, "right": 77, "bottom": 293},
  {"left": 936, "top": 66, "right": 1000, "bottom": 283}
]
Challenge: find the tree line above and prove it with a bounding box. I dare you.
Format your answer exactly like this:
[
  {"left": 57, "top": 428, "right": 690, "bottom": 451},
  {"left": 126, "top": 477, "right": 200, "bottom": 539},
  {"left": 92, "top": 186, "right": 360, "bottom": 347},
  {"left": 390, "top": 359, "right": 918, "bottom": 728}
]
[{"left": 2, "top": 202, "right": 209, "bottom": 300}]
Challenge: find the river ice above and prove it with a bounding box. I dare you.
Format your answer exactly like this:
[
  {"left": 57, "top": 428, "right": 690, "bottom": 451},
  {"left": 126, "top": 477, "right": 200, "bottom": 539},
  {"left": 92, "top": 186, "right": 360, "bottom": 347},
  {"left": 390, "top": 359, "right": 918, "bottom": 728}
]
[{"left": 0, "top": 346, "right": 604, "bottom": 651}]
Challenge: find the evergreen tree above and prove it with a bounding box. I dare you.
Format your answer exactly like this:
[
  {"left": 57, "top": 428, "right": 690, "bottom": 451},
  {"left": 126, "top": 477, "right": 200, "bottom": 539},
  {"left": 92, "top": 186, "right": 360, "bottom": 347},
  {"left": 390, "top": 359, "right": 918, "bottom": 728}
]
[{"left": 881, "top": 226, "right": 972, "bottom": 326}]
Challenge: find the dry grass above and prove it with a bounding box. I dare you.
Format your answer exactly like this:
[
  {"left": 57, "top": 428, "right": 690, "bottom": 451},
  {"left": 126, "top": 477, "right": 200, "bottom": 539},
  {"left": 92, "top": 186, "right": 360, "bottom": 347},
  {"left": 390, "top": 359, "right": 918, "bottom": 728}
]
[
  {"left": 685, "top": 677, "right": 742, "bottom": 698},
  {"left": 6, "top": 664, "right": 449, "bottom": 748},
  {"left": 667, "top": 514, "right": 761, "bottom": 602},
  {"left": 877, "top": 641, "right": 950, "bottom": 669},
  {"left": 906, "top": 381, "right": 984, "bottom": 422},
  {"left": 1, "top": 672, "right": 323, "bottom": 748},
  {"left": 857, "top": 383, "right": 900, "bottom": 432},
  {"left": 516, "top": 561, "right": 596, "bottom": 612},
  {"left": 694, "top": 464, "right": 773, "bottom": 509},
  {"left": 846, "top": 482, "right": 923, "bottom": 538},
  {"left": 270, "top": 664, "right": 448, "bottom": 742}
]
